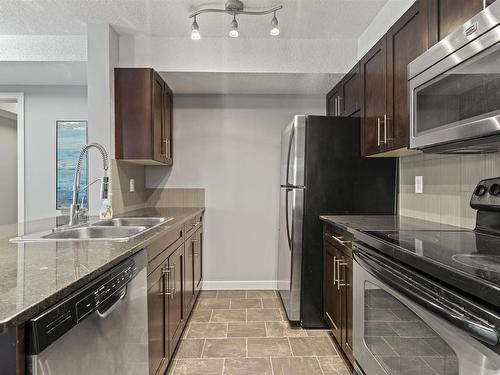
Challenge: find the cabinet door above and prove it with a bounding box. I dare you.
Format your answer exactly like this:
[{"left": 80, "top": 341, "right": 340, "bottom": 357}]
[
  {"left": 194, "top": 227, "right": 203, "bottom": 293},
  {"left": 435, "top": 0, "right": 486, "bottom": 41},
  {"left": 326, "top": 84, "right": 341, "bottom": 116},
  {"left": 166, "top": 245, "right": 184, "bottom": 358},
  {"left": 341, "top": 64, "right": 360, "bottom": 117},
  {"left": 360, "top": 36, "right": 387, "bottom": 156},
  {"left": 147, "top": 264, "right": 166, "bottom": 375},
  {"left": 341, "top": 256, "right": 354, "bottom": 365},
  {"left": 323, "top": 240, "right": 342, "bottom": 344},
  {"left": 153, "top": 72, "right": 167, "bottom": 164},
  {"left": 386, "top": 0, "right": 431, "bottom": 151},
  {"left": 184, "top": 238, "right": 195, "bottom": 314},
  {"left": 163, "top": 87, "right": 173, "bottom": 165}
]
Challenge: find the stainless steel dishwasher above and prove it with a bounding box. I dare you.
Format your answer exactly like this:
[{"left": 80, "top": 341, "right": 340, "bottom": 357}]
[{"left": 26, "top": 250, "right": 149, "bottom": 375}]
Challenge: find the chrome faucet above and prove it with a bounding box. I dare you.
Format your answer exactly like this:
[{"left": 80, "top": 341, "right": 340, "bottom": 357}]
[{"left": 69, "top": 143, "right": 110, "bottom": 226}]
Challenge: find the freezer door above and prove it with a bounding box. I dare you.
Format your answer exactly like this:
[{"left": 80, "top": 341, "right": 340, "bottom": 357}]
[
  {"left": 277, "top": 187, "right": 304, "bottom": 323},
  {"left": 280, "top": 116, "right": 306, "bottom": 187}
]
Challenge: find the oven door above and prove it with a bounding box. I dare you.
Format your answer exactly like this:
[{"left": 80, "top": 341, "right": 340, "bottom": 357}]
[
  {"left": 353, "top": 244, "right": 500, "bottom": 375},
  {"left": 409, "top": 20, "right": 500, "bottom": 152}
]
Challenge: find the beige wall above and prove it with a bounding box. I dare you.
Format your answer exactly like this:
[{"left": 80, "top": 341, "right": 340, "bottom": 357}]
[
  {"left": 0, "top": 113, "right": 17, "bottom": 225},
  {"left": 399, "top": 152, "right": 500, "bottom": 228}
]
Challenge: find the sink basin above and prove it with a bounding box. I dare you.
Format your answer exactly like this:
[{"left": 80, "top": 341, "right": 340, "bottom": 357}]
[
  {"left": 91, "top": 217, "right": 172, "bottom": 227},
  {"left": 41, "top": 226, "right": 148, "bottom": 241}
]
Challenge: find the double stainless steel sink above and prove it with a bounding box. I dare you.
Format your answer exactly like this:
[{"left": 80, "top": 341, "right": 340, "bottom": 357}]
[{"left": 11, "top": 217, "right": 173, "bottom": 242}]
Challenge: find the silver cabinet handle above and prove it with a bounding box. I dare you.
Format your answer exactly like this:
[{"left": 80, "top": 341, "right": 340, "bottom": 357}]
[
  {"left": 170, "top": 264, "right": 176, "bottom": 299},
  {"left": 377, "top": 117, "right": 381, "bottom": 146},
  {"left": 163, "top": 266, "right": 173, "bottom": 296},
  {"left": 338, "top": 96, "right": 342, "bottom": 116},
  {"left": 336, "top": 259, "right": 348, "bottom": 290},
  {"left": 483, "top": 0, "right": 487, "bottom": 9},
  {"left": 383, "top": 114, "right": 388, "bottom": 144},
  {"left": 330, "top": 234, "right": 351, "bottom": 247},
  {"left": 333, "top": 255, "right": 337, "bottom": 286},
  {"left": 191, "top": 221, "right": 200, "bottom": 228}
]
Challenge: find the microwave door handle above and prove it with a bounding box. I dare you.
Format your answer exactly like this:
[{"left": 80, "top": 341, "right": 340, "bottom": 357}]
[{"left": 355, "top": 251, "right": 499, "bottom": 347}]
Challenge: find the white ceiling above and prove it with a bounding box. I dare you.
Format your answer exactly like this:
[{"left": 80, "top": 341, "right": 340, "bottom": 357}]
[
  {"left": 0, "top": 0, "right": 388, "bottom": 40},
  {"left": 162, "top": 72, "right": 341, "bottom": 94}
]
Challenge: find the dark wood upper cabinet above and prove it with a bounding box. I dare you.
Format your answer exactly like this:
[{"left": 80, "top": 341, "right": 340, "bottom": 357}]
[
  {"left": 326, "top": 83, "right": 342, "bottom": 116},
  {"left": 341, "top": 63, "right": 361, "bottom": 117},
  {"left": 115, "top": 68, "right": 173, "bottom": 165},
  {"left": 360, "top": 36, "right": 387, "bottom": 156},
  {"left": 432, "top": 0, "right": 495, "bottom": 41},
  {"left": 386, "top": 0, "right": 431, "bottom": 151}
]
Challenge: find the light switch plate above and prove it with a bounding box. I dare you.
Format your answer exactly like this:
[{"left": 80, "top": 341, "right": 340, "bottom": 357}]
[
  {"left": 415, "top": 176, "right": 423, "bottom": 194},
  {"left": 129, "top": 179, "right": 135, "bottom": 193}
]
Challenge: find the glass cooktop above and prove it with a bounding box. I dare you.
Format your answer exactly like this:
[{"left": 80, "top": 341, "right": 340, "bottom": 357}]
[{"left": 361, "top": 229, "right": 500, "bottom": 306}]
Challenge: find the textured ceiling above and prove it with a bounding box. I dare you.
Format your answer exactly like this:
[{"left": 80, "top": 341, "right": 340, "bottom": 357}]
[{"left": 0, "top": 0, "right": 388, "bottom": 39}]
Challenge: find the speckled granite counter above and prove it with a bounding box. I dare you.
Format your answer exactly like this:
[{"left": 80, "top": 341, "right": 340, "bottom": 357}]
[
  {"left": 319, "top": 215, "right": 464, "bottom": 234},
  {"left": 0, "top": 207, "right": 204, "bottom": 331}
]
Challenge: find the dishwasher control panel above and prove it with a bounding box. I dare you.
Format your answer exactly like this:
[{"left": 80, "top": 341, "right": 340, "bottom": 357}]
[{"left": 27, "top": 255, "right": 140, "bottom": 355}]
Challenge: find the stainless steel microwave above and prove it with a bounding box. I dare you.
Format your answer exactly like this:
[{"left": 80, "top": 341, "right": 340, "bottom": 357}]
[{"left": 409, "top": 1, "right": 500, "bottom": 154}]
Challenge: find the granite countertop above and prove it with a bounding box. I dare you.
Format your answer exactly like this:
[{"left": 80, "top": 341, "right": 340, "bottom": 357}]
[
  {"left": 0, "top": 207, "right": 204, "bottom": 331},
  {"left": 320, "top": 215, "right": 466, "bottom": 234}
]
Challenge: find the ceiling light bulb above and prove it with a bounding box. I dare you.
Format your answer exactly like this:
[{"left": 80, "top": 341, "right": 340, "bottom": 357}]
[
  {"left": 270, "top": 12, "right": 279, "bottom": 36},
  {"left": 191, "top": 18, "right": 201, "bottom": 40},
  {"left": 229, "top": 16, "right": 239, "bottom": 38}
]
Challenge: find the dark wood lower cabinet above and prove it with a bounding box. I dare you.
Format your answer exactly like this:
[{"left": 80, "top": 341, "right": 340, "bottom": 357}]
[
  {"left": 323, "top": 224, "right": 354, "bottom": 366},
  {"left": 147, "top": 215, "right": 203, "bottom": 375}
]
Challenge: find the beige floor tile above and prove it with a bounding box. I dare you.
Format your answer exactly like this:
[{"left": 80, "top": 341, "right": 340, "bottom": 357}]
[
  {"left": 289, "top": 337, "right": 338, "bottom": 356},
  {"left": 227, "top": 322, "right": 267, "bottom": 338},
  {"left": 306, "top": 329, "right": 331, "bottom": 337},
  {"left": 199, "top": 291, "right": 218, "bottom": 299},
  {"left": 217, "top": 290, "right": 246, "bottom": 299},
  {"left": 202, "top": 338, "right": 247, "bottom": 358},
  {"left": 223, "top": 358, "right": 273, "bottom": 375},
  {"left": 210, "top": 309, "right": 246, "bottom": 322},
  {"left": 175, "top": 339, "right": 205, "bottom": 359},
  {"left": 173, "top": 359, "right": 224, "bottom": 375},
  {"left": 186, "top": 323, "right": 228, "bottom": 339},
  {"left": 271, "top": 357, "right": 323, "bottom": 375},
  {"left": 196, "top": 299, "right": 231, "bottom": 310},
  {"left": 190, "top": 310, "right": 212, "bottom": 323},
  {"left": 246, "top": 290, "right": 277, "bottom": 298},
  {"left": 247, "top": 308, "right": 283, "bottom": 322},
  {"left": 266, "top": 322, "right": 308, "bottom": 337},
  {"left": 262, "top": 298, "right": 283, "bottom": 308},
  {"left": 247, "top": 338, "right": 292, "bottom": 357},
  {"left": 317, "top": 356, "right": 351, "bottom": 375},
  {"left": 230, "top": 298, "right": 262, "bottom": 309}
]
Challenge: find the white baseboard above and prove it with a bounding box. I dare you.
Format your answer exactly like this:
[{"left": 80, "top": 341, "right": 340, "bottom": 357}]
[{"left": 202, "top": 280, "right": 278, "bottom": 290}]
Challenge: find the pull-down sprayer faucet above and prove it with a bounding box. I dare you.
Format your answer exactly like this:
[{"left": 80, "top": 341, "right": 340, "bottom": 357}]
[{"left": 69, "top": 143, "right": 110, "bottom": 226}]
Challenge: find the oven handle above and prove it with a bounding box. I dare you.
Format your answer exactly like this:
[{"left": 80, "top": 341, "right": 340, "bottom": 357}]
[{"left": 354, "top": 249, "right": 499, "bottom": 347}]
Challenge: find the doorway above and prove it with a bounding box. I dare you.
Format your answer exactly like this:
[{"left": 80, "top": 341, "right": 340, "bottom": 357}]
[{"left": 0, "top": 93, "right": 24, "bottom": 224}]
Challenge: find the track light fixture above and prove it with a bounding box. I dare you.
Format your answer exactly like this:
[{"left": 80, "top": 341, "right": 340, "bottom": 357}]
[
  {"left": 191, "top": 16, "right": 201, "bottom": 40},
  {"left": 189, "top": 0, "right": 283, "bottom": 39}
]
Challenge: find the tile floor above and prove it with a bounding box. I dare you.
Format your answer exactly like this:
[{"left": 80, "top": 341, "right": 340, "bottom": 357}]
[{"left": 168, "top": 290, "right": 350, "bottom": 375}]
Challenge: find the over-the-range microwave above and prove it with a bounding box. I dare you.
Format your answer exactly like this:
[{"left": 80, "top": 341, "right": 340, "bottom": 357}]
[{"left": 408, "top": 1, "right": 500, "bottom": 154}]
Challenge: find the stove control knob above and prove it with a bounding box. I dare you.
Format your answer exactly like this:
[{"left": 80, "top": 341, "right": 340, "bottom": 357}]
[
  {"left": 490, "top": 184, "right": 500, "bottom": 196},
  {"left": 475, "top": 185, "right": 488, "bottom": 196}
]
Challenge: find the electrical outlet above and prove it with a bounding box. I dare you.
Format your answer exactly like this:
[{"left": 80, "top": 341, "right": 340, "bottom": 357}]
[
  {"left": 129, "top": 179, "right": 135, "bottom": 193},
  {"left": 415, "top": 176, "right": 423, "bottom": 194}
]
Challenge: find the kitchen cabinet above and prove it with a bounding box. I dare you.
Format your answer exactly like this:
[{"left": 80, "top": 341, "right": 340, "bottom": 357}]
[
  {"left": 323, "top": 224, "right": 354, "bottom": 366},
  {"left": 386, "top": 0, "right": 432, "bottom": 151},
  {"left": 146, "top": 213, "right": 204, "bottom": 375},
  {"left": 115, "top": 68, "right": 173, "bottom": 165},
  {"left": 341, "top": 64, "right": 361, "bottom": 117},
  {"left": 432, "top": 0, "right": 495, "bottom": 41},
  {"left": 166, "top": 245, "right": 184, "bottom": 358},
  {"left": 326, "top": 83, "right": 342, "bottom": 116},
  {"left": 360, "top": 36, "right": 387, "bottom": 156}
]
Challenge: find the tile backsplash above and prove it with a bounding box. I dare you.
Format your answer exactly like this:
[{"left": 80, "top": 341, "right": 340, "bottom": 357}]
[
  {"left": 111, "top": 160, "right": 205, "bottom": 215},
  {"left": 399, "top": 152, "right": 500, "bottom": 228}
]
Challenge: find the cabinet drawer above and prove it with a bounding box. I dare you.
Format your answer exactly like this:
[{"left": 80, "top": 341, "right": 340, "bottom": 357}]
[
  {"left": 185, "top": 214, "right": 203, "bottom": 239},
  {"left": 323, "top": 224, "right": 353, "bottom": 257},
  {"left": 148, "top": 227, "right": 184, "bottom": 273}
]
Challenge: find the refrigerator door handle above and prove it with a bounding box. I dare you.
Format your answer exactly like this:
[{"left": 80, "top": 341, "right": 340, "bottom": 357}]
[
  {"left": 285, "top": 188, "right": 293, "bottom": 251},
  {"left": 285, "top": 125, "right": 295, "bottom": 186}
]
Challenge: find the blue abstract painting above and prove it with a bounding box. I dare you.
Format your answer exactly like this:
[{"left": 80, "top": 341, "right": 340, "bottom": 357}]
[{"left": 56, "top": 121, "right": 88, "bottom": 210}]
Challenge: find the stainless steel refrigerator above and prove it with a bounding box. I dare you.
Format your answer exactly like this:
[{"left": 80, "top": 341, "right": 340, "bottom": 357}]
[{"left": 277, "top": 115, "right": 397, "bottom": 328}]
